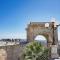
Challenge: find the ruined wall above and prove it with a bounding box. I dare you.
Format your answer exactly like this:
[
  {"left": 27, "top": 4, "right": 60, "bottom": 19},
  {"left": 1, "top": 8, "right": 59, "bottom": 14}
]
[{"left": 0, "top": 44, "right": 23, "bottom": 60}]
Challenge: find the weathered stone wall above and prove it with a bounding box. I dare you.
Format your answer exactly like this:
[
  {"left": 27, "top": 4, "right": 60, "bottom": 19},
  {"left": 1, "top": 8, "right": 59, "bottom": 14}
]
[
  {"left": 0, "top": 44, "right": 23, "bottom": 60},
  {"left": 26, "top": 22, "right": 58, "bottom": 46}
]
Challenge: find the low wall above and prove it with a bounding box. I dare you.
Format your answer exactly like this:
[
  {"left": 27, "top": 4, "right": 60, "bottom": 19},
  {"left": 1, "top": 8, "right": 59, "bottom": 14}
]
[{"left": 0, "top": 44, "right": 23, "bottom": 60}]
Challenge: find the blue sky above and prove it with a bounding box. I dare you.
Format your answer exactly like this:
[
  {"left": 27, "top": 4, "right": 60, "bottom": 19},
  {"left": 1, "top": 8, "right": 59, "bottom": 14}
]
[{"left": 0, "top": 0, "right": 60, "bottom": 40}]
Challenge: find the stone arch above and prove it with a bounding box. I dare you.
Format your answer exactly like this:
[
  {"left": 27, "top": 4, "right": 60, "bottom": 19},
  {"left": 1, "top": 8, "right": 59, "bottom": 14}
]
[
  {"left": 34, "top": 34, "right": 48, "bottom": 41},
  {"left": 35, "top": 35, "right": 47, "bottom": 47},
  {"left": 35, "top": 35, "right": 47, "bottom": 41},
  {"left": 26, "top": 22, "right": 58, "bottom": 47}
]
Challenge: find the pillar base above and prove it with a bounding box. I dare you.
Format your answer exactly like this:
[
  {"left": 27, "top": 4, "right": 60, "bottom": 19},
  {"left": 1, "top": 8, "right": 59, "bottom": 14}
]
[{"left": 51, "top": 45, "right": 59, "bottom": 59}]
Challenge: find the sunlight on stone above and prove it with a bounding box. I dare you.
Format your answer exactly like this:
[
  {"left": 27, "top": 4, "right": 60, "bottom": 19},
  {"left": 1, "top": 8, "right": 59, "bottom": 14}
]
[{"left": 0, "top": 49, "right": 7, "bottom": 60}]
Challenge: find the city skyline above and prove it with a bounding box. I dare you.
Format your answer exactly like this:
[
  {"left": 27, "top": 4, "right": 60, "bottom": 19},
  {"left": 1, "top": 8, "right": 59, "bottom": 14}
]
[{"left": 0, "top": 0, "right": 60, "bottom": 40}]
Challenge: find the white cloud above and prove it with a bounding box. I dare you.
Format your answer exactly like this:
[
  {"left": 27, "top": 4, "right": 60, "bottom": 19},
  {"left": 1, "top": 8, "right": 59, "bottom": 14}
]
[
  {"left": 0, "top": 31, "right": 27, "bottom": 39},
  {"left": 58, "top": 32, "right": 60, "bottom": 40},
  {"left": 58, "top": 26, "right": 60, "bottom": 40},
  {"left": 20, "top": 33, "right": 27, "bottom": 39}
]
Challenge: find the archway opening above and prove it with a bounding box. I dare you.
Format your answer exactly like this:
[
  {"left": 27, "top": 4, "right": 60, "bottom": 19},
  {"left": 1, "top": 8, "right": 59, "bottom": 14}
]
[{"left": 35, "top": 35, "right": 47, "bottom": 47}]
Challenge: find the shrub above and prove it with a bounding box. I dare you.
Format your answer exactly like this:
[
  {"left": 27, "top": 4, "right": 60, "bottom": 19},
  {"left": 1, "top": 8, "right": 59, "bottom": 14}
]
[{"left": 23, "top": 41, "right": 49, "bottom": 60}]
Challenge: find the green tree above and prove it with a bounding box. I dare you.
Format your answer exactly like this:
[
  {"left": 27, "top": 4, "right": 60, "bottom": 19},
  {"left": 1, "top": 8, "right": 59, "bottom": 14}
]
[{"left": 23, "top": 41, "right": 49, "bottom": 60}]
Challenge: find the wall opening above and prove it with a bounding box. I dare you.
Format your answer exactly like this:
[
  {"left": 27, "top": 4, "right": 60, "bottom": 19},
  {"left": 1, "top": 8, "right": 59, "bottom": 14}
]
[{"left": 35, "top": 35, "right": 47, "bottom": 47}]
